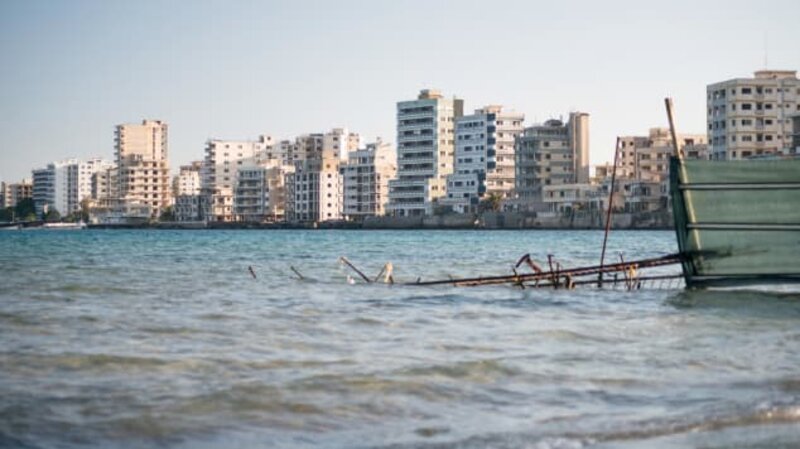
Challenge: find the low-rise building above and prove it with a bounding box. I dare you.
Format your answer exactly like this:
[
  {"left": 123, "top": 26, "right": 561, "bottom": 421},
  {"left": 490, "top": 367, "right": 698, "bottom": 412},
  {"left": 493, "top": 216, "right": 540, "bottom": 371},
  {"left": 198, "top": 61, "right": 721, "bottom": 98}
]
[
  {"left": 88, "top": 197, "right": 151, "bottom": 225},
  {"left": 542, "top": 183, "right": 604, "bottom": 214}
]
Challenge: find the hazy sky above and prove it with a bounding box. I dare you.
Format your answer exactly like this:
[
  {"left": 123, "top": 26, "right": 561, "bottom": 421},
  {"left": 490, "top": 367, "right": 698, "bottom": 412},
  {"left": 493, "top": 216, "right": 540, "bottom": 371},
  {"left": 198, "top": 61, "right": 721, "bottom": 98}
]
[{"left": 1, "top": 0, "right": 798, "bottom": 182}]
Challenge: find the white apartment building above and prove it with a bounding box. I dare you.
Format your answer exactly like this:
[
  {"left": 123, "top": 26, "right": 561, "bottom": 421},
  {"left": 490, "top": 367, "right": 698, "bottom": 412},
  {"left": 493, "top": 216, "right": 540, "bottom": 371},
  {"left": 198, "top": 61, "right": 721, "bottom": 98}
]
[
  {"left": 174, "top": 161, "right": 202, "bottom": 196},
  {"left": 387, "top": 89, "right": 463, "bottom": 216},
  {"left": 791, "top": 114, "right": 800, "bottom": 154},
  {"left": 91, "top": 167, "right": 117, "bottom": 201},
  {"left": 78, "top": 158, "right": 114, "bottom": 208},
  {"left": 32, "top": 159, "right": 75, "bottom": 216},
  {"left": 234, "top": 162, "right": 294, "bottom": 222},
  {"left": 342, "top": 140, "right": 397, "bottom": 219},
  {"left": 201, "top": 135, "right": 275, "bottom": 222},
  {"left": 618, "top": 128, "right": 708, "bottom": 183},
  {"left": 287, "top": 153, "right": 342, "bottom": 223},
  {"left": 444, "top": 105, "right": 524, "bottom": 213},
  {"left": 32, "top": 158, "right": 114, "bottom": 216},
  {"left": 515, "top": 112, "right": 590, "bottom": 211},
  {"left": 171, "top": 161, "right": 203, "bottom": 222},
  {"left": 115, "top": 119, "right": 171, "bottom": 217},
  {"left": 283, "top": 128, "right": 361, "bottom": 223},
  {"left": 707, "top": 70, "right": 800, "bottom": 160}
]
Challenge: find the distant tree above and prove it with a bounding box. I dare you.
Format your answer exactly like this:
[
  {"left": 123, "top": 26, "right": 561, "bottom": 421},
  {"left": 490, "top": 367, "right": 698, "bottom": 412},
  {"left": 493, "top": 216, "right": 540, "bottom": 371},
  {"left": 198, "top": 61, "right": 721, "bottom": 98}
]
[
  {"left": 0, "top": 207, "right": 12, "bottom": 222},
  {"left": 14, "top": 198, "right": 36, "bottom": 221},
  {"left": 65, "top": 199, "right": 91, "bottom": 222},
  {"left": 432, "top": 204, "right": 454, "bottom": 216},
  {"left": 159, "top": 206, "right": 175, "bottom": 222},
  {"left": 44, "top": 208, "right": 61, "bottom": 222},
  {"left": 478, "top": 193, "right": 503, "bottom": 214}
]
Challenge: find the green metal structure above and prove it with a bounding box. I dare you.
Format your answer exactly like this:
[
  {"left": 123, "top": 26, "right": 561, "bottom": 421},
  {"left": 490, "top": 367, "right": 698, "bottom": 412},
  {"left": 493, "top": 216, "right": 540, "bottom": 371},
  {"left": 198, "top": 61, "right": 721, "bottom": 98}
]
[{"left": 670, "top": 156, "right": 800, "bottom": 288}]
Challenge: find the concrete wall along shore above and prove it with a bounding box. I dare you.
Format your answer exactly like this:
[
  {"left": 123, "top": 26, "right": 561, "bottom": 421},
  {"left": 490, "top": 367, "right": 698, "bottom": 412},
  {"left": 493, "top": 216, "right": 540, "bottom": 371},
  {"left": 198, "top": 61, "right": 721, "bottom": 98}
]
[{"left": 89, "top": 211, "right": 672, "bottom": 230}]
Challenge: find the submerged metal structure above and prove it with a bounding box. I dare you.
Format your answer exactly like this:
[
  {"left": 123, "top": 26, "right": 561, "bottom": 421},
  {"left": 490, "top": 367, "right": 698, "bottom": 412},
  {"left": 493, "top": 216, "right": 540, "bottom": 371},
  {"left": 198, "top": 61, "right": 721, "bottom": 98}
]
[
  {"left": 666, "top": 97, "right": 800, "bottom": 288},
  {"left": 669, "top": 157, "right": 800, "bottom": 288}
]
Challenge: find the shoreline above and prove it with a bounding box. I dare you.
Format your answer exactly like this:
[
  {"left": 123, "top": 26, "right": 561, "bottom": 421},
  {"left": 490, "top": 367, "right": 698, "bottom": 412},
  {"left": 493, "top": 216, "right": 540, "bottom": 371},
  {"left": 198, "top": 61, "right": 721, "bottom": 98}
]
[
  {"left": 84, "top": 222, "right": 673, "bottom": 231},
  {"left": 86, "top": 210, "right": 675, "bottom": 231}
]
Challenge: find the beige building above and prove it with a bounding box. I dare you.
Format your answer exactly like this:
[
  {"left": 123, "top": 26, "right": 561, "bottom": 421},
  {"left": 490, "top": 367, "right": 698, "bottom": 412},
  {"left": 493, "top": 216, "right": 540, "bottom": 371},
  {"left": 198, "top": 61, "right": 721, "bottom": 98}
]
[
  {"left": 387, "top": 89, "right": 463, "bottom": 216},
  {"left": 542, "top": 183, "right": 605, "bottom": 214},
  {"left": 201, "top": 135, "right": 275, "bottom": 222},
  {"left": 115, "top": 119, "right": 171, "bottom": 217},
  {"left": 791, "top": 114, "right": 800, "bottom": 154},
  {"left": 324, "top": 128, "right": 361, "bottom": 161},
  {"left": 618, "top": 128, "right": 708, "bottom": 183},
  {"left": 284, "top": 128, "right": 361, "bottom": 223},
  {"left": 91, "top": 166, "right": 117, "bottom": 201},
  {"left": 293, "top": 128, "right": 360, "bottom": 162},
  {"left": 514, "top": 112, "right": 590, "bottom": 211},
  {"left": 172, "top": 161, "right": 203, "bottom": 222},
  {"left": 174, "top": 161, "right": 203, "bottom": 196},
  {"left": 286, "top": 152, "right": 342, "bottom": 223},
  {"left": 342, "top": 140, "right": 397, "bottom": 219},
  {"left": 234, "top": 162, "right": 294, "bottom": 222},
  {"left": 707, "top": 70, "right": 799, "bottom": 159},
  {"left": 1, "top": 179, "right": 32, "bottom": 209},
  {"left": 444, "top": 105, "right": 524, "bottom": 213}
]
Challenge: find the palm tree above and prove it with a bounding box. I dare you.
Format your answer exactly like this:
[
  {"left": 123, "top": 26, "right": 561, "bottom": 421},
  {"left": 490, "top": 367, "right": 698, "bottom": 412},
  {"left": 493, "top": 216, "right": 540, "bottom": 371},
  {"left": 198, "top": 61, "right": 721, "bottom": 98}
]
[{"left": 478, "top": 192, "right": 503, "bottom": 213}]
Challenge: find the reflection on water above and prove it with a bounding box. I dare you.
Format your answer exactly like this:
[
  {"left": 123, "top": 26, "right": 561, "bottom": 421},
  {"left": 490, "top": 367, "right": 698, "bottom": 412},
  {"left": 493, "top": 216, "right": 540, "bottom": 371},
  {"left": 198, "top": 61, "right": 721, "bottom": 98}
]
[{"left": 0, "top": 230, "right": 799, "bottom": 448}]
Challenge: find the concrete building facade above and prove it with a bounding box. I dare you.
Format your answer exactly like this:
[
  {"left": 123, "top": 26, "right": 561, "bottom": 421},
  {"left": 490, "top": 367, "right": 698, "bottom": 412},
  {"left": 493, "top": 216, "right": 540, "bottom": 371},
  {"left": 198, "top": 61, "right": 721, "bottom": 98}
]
[
  {"left": 284, "top": 128, "right": 361, "bottom": 223},
  {"left": 444, "top": 105, "right": 524, "bottom": 213},
  {"left": 32, "top": 159, "right": 75, "bottom": 216},
  {"left": 791, "top": 114, "right": 800, "bottom": 154},
  {"left": 32, "top": 158, "right": 114, "bottom": 217},
  {"left": 618, "top": 128, "right": 708, "bottom": 183},
  {"left": 91, "top": 167, "right": 117, "bottom": 201},
  {"left": 175, "top": 161, "right": 203, "bottom": 196},
  {"left": 514, "top": 112, "right": 590, "bottom": 211},
  {"left": 172, "top": 161, "right": 203, "bottom": 222},
  {"left": 234, "top": 163, "right": 294, "bottom": 222},
  {"left": 342, "top": 140, "right": 397, "bottom": 219},
  {"left": 387, "top": 89, "right": 463, "bottom": 216},
  {"left": 115, "top": 120, "right": 171, "bottom": 217},
  {"left": 707, "top": 70, "right": 800, "bottom": 159},
  {"left": 79, "top": 158, "right": 114, "bottom": 209},
  {"left": 201, "top": 135, "right": 275, "bottom": 222},
  {"left": 1, "top": 179, "right": 32, "bottom": 210},
  {"left": 286, "top": 153, "right": 342, "bottom": 223}
]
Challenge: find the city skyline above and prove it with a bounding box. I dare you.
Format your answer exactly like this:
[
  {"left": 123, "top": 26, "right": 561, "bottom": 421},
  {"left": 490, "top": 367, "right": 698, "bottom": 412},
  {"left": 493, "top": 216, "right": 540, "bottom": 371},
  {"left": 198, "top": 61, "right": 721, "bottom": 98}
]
[{"left": 2, "top": 0, "right": 799, "bottom": 182}]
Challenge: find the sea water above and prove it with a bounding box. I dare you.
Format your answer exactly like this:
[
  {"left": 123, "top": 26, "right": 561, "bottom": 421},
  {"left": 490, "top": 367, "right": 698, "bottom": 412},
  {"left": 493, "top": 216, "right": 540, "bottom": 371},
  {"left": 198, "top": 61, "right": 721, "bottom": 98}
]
[{"left": 1, "top": 229, "right": 798, "bottom": 448}]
